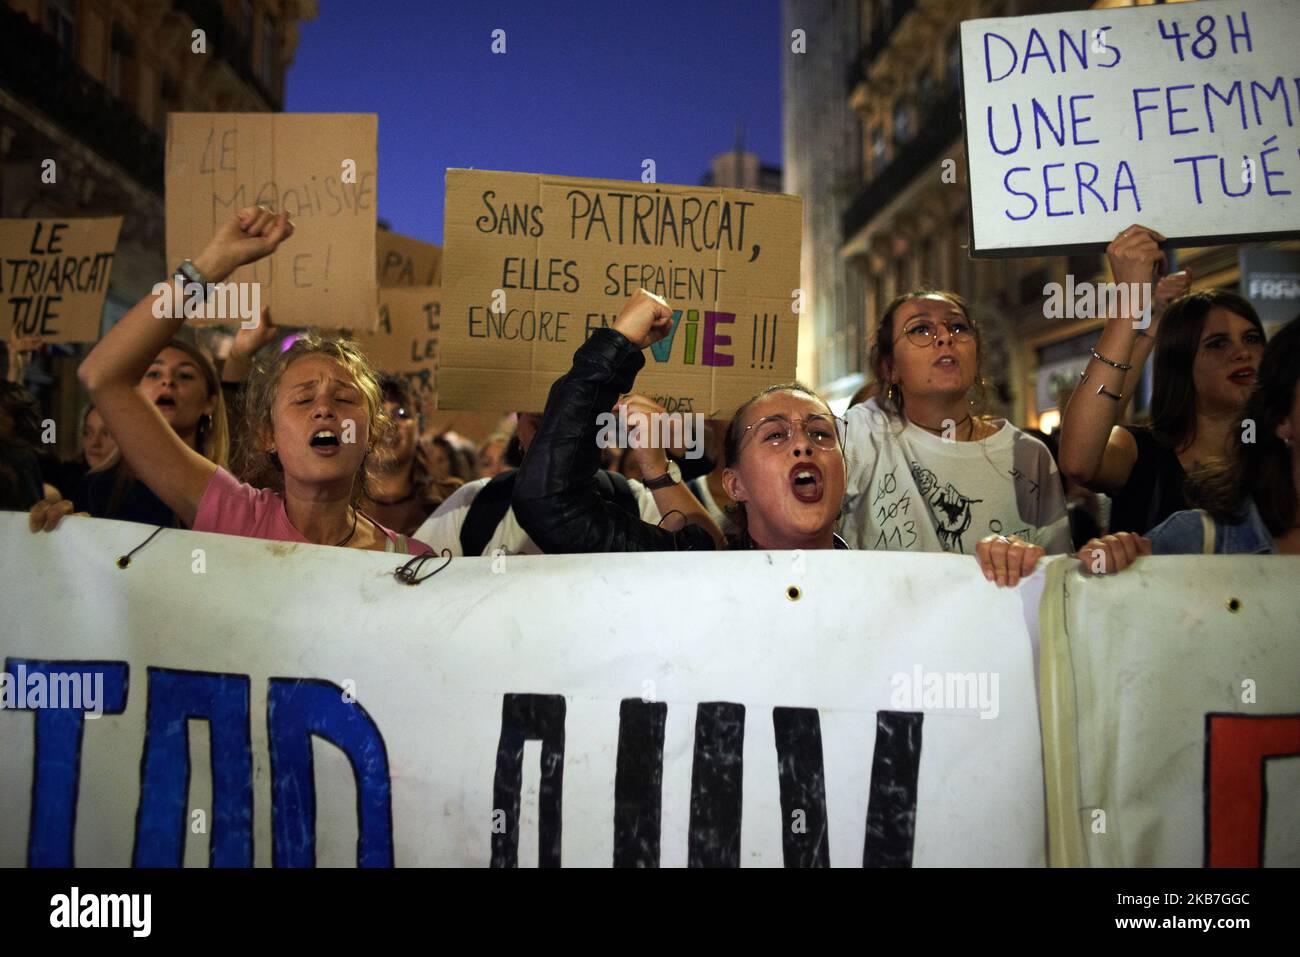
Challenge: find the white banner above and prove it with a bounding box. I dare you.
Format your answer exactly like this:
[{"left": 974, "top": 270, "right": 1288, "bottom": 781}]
[
  {"left": 1042, "top": 557, "right": 1300, "bottom": 867},
  {"left": 3, "top": 514, "right": 1297, "bottom": 867},
  {"left": 0, "top": 514, "right": 1043, "bottom": 867},
  {"left": 961, "top": 0, "right": 1300, "bottom": 255}
]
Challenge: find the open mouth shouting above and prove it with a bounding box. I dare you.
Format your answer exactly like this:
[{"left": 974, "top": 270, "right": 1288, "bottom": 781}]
[
  {"left": 933, "top": 354, "right": 959, "bottom": 369},
  {"left": 309, "top": 428, "right": 342, "bottom": 456},
  {"left": 154, "top": 394, "right": 177, "bottom": 412},
  {"left": 790, "top": 462, "right": 824, "bottom": 503},
  {"left": 1228, "top": 366, "right": 1256, "bottom": 386}
]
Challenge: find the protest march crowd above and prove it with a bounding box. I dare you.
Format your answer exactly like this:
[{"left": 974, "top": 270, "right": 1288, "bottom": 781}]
[{"left": 6, "top": 206, "right": 1298, "bottom": 574}]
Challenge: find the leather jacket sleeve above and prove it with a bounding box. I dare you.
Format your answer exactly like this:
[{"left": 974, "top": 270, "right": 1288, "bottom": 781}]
[{"left": 512, "top": 328, "right": 716, "bottom": 553}]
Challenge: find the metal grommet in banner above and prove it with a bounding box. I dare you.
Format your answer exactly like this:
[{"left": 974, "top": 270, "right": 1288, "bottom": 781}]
[
  {"left": 787, "top": 585, "right": 801, "bottom": 601},
  {"left": 1225, "top": 597, "right": 1241, "bottom": 613}
]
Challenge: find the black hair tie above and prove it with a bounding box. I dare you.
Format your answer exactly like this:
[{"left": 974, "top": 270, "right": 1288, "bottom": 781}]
[{"left": 393, "top": 548, "right": 452, "bottom": 586}]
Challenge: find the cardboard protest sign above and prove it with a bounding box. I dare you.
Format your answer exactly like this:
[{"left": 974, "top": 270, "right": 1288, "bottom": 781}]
[
  {"left": 377, "top": 229, "right": 442, "bottom": 287},
  {"left": 0, "top": 218, "right": 121, "bottom": 343},
  {"left": 165, "top": 113, "right": 378, "bottom": 330},
  {"left": 439, "top": 169, "right": 802, "bottom": 417},
  {"left": 353, "top": 286, "right": 440, "bottom": 420},
  {"left": 960, "top": 0, "right": 1300, "bottom": 256}
]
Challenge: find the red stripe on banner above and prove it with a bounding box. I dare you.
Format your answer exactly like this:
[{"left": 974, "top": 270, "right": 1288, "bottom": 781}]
[{"left": 1205, "top": 713, "right": 1300, "bottom": 867}]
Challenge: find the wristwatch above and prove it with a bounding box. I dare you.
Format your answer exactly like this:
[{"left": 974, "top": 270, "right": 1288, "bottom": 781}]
[
  {"left": 174, "top": 258, "right": 207, "bottom": 286},
  {"left": 643, "top": 460, "right": 682, "bottom": 490}
]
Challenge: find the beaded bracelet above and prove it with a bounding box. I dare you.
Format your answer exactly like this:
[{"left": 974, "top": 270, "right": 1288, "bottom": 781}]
[{"left": 1091, "top": 347, "right": 1132, "bottom": 371}]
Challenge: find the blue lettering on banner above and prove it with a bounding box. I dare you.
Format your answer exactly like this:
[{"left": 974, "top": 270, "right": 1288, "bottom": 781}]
[
  {"left": 267, "top": 678, "right": 394, "bottom": 868},
  {"left": 5, "top": 658, "right": 129, "bottom": 867},
  {"left": 133, "top": 668, "right": 252, "bottom": 867}
]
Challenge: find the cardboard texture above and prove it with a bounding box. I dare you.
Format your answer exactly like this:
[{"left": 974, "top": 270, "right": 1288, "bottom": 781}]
[
  {"left": 377, "top": 229, "right": 442, "bottom": 287},
  {"left": 353, "top": 286, "right": 440, "bottom": 422},
  {"left": 0, "top": 217, "right": 121, "bottom": 343},
  {"left": 165, "top": 113, "right": 378, "bottom": 330},
  {"left": 439, "top": 169, "right": 802, "bottom": 417}
]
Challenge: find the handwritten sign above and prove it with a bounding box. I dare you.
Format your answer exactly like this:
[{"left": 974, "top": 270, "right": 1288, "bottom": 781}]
[
  {"left": 960, "top": 0, "right": 1300, "bottom": 256},
  {"left": 353, "top": 286, "right": 440, "bottom": 420},
  {"left": 377, "top": 230, "right": 442, "bottom": 287},
  {"left": 165, "top": 113, "right": 378, "bottom": 329},
  {"left": 0, "top": 218, "right": 121, "bottom": 343},
  {"left": 439, "top": 169, "right": 801, "bottom": 416}
]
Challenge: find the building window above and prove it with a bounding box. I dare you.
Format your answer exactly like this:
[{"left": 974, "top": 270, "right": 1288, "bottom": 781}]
[
  {"left": 46, "top": 0, "right": 75, "bottom": 53},
  {"left": 918, "top": 68, "right": 935, "bottom": 110},
  {"left": 869, "top": 125, "right": 886, "bottom": 176},
  {"left": 260, "top": 12, "right": 276, "bottom": 87},
  {"left": 892, "top": 102, "right": 911, "bottom": 145},
  {"left": 109, "top": 23, "right": 133, "bottom": 100}
]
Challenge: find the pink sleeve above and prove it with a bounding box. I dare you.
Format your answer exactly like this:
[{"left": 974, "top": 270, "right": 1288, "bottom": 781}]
[{"left": 192, "top": 467, "right": 282, "bottom": 538}]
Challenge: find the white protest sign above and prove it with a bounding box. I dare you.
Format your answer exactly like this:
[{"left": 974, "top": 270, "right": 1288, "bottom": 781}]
[
  {"left": 1041, "top": 557, "right": 1300, "bottom": 868},
  {"left": 0, "top": 514, "right": 1044, "bottom": 867},
  {"left": 960, "top": 0, "right": 1300, "bottom": 255}
]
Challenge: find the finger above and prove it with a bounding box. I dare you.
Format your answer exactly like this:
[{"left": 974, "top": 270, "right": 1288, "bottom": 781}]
[
  {"left": 989, "top": 540, "right": 1010, "bottom": 587},
  {"left": 1135, "top": 535, "right": 1153, "bottom": 556},
  {"left": 1100, "top": 535, "right": 1130, "bottom": 571},
  {"left": 28, "top": 500, "right": 47, "bottom": 532},
  {"left": 1115, "top": 532, "right": 1139, "bottom": 564},
  {"left": 976, "top": 540, "right": 995, "bottom": 582},
  {"left": 1019, "top": 544, "right": 1043, "bottom": 581}
]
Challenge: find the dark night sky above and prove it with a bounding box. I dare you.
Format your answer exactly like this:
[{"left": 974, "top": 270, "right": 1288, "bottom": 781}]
[{"left": 284, "top": 1, "right": 783, "bottom": 246}]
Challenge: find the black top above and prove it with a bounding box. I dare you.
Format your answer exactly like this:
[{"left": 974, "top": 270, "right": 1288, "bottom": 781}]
[
  {"left": 513, "top": 329, "right": 716, "bottom": 553},
  {"left": 0, "top": 440, "right": 44, "bottom": 510},
  {"left": 1108, "top": 426, "right": 1188, "bottom": 536},
  {"left": 76, "top": 463, "right": 179, "bottom": 527}
]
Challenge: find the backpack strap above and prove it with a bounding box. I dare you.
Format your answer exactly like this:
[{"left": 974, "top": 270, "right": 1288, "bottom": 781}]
[{"left": 459, "top": 470, "right": 518, "bottom": 556}]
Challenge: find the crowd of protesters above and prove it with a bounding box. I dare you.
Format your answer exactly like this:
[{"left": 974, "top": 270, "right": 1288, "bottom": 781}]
[{"left": 6, "top": 207, "right": 1297, "bottom": 575}]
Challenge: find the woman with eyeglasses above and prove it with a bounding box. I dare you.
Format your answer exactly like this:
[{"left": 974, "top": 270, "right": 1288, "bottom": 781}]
[
  {"left": 840, "top": 289, "right": 1075, "bottom": 586},
  {"left": 513, "top": 288, "right": 850, "bottom": 552}
]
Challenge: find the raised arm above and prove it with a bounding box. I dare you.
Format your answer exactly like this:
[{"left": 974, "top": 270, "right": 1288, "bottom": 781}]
[
  {"left": 1057, "top": 224, "right": 1165, "bottom": 492},
  {"left": 77, "top": 206, "right": 292, "bottom": 526},
  {"left": 513, "top": 290, "right": 721, "bottom": 552}
]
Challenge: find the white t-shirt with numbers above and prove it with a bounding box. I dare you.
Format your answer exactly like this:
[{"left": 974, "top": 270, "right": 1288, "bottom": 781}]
[{"left": 838, "top": 398, "right": 1071, "bottom": 555}]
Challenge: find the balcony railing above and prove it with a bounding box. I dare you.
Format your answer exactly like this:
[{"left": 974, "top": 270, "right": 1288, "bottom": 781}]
[
  {"left": 0, "top": 4, "right": 164, "bottom": 192},
  {"left": 842, "top": 88, "right": 963, "bottom": 242},
  {"left": 173, "top": 0, "right": 281, "bottom": 109},
  {"left": 845, "top": 0, "right": 917, "bottom": 92}
]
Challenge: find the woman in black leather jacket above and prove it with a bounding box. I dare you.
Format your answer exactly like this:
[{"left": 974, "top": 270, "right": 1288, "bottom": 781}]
[{"left": 513, "top": 289, "right": 849, "bottom": 552}]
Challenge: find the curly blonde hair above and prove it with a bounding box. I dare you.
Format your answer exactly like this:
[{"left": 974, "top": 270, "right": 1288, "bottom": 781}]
[{"left": 235, "top": 330, "right": 393, "bottom": 505}]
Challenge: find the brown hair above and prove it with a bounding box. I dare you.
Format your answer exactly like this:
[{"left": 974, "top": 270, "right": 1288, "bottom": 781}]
[
  {"left": 235, "top": 330, "right": 391, "bottom": 506},
  {"left": 1148, "top": 290, "right": 1266, "bottom": 451},
  {"left": 1187, "top": 316, "right": 1298, "bottom": 536},
  {"left": 869, "top": 289, "right": 983, "bottom": 417},
  {"left": 721, "top": 381, "right": 834, "bottom": 545}
]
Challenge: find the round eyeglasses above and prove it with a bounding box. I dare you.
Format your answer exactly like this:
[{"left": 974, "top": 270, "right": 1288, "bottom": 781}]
[
  {"left": 895, "top": 319, "right": 976, "bottom": 349},
  {"left": 738, "top": 413, "right": 844, "bottom": 452}
]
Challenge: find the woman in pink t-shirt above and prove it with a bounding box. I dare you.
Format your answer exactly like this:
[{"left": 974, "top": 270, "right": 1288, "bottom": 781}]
[{"left": 77, "top": 205, "right": 429, "bottom": 556}]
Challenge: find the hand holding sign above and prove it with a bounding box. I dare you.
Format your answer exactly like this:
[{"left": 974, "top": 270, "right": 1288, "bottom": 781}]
[
  {"left": 193, "top": 207, "right": 295, "bottom": 284},
  {"left": 612, "top": 289, "right": 674, "bottom": 350}
]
